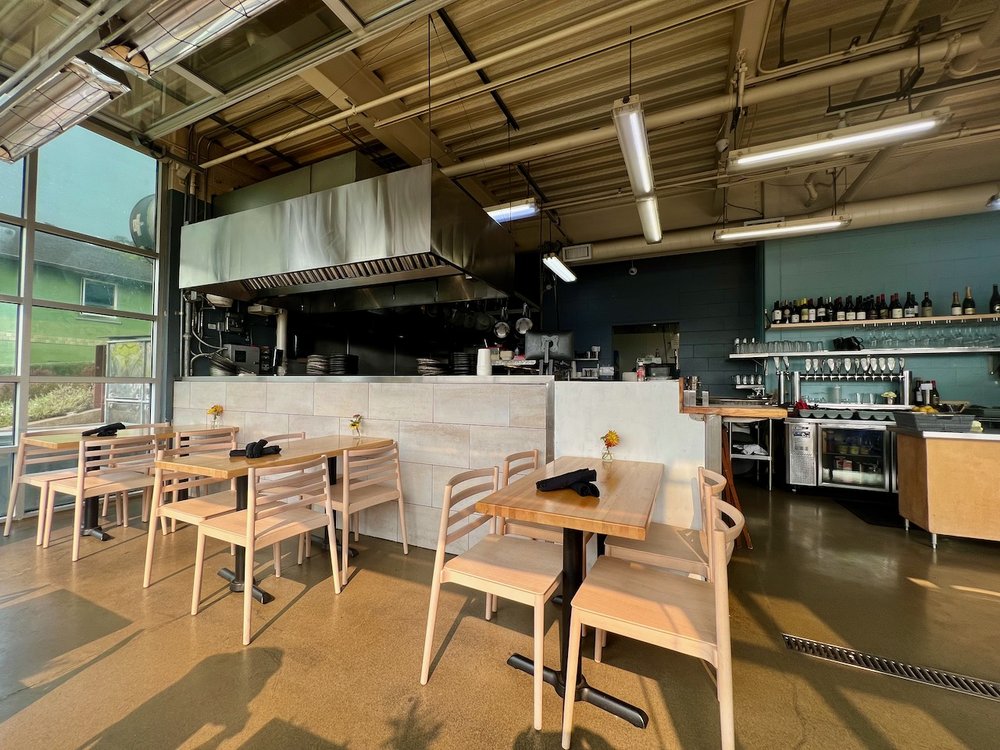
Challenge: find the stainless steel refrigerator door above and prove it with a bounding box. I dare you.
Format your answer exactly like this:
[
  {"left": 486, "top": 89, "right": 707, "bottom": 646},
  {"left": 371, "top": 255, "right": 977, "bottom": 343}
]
[{"left": 786, "top": 421, "right": 818, "bottom": 486}]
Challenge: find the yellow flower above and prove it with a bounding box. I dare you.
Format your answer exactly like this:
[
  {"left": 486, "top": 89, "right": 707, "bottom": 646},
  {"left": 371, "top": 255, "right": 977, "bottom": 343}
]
[
  {"left": 207, "top": 404, "right": 224, "bottom": 416},
  {"left": 601, "top": 429, "right": 620, "bottom": 448},
  {"left": 349, "top": 413, "right": 363, "bottom": 429}
]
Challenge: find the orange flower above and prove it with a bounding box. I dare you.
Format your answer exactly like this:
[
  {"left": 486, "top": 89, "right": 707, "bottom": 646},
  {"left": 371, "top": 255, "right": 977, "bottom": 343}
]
[
  {"left": 601, "top": 430, "right": 620, "bottom": 448},
  {"left": 207, "top": 404, "right": 224, "bottom": 417}
]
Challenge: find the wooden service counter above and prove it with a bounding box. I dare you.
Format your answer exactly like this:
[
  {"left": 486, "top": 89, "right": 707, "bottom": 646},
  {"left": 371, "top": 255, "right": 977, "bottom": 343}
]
[{"left": 895, "top": 428, "right": 1000, "bottom": 548}]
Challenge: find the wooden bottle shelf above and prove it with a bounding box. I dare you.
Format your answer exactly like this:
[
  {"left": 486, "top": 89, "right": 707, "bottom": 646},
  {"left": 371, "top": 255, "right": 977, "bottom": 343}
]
[{"left": 768, "top": 313, "right": 1000, "bottom": 330}]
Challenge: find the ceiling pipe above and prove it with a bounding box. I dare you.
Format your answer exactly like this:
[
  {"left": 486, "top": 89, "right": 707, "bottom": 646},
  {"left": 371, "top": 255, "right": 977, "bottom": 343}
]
[
  {"left": 577, "top": 181, "right": 1000, "bottom": 264},
  {"left": 199, "top": 0, "right": 752, "bottom": 169},
  {"left": 850, "top": 0, "right": 921, "bottom": 104},
  {"left": 441, "top": 30, "right": 986, "bottom": 178},
  {"left": 841, "top": 2, "right": 1000, "bottom": 203}
]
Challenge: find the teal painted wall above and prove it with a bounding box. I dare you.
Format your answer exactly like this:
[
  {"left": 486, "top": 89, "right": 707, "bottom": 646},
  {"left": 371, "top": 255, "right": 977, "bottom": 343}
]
[{"left": 763, "top": 212, "right": 1000, "bottom": 406}]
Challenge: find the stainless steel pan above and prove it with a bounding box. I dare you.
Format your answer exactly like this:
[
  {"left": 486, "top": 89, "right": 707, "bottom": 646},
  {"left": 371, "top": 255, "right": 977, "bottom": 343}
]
[{"left": 515, "top": 304, "right": 533, "bottom": 335}]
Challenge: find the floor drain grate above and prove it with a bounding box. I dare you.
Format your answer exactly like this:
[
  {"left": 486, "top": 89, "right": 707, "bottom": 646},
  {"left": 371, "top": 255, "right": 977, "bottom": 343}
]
[{"left": 782, "top": 634, "right": 1000, "bottom": 701}]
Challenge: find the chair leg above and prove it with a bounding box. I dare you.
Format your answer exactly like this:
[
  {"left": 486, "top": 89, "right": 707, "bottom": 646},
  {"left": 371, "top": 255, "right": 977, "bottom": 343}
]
[
  {"left": 419, "top": 577, "right": 442, "bottom": 685},
  {"left": 717, "top": 643, "right": 735, "bottom": 749},
  {"left": 191, "top": 531, "right": 206, "bottom": 615},
  {"left": 71, "top": 492, "right": 84, "bottom": 562},
  {"left": 43, "top": 487, "right": 56, "bottom": 548},
  {"left": 35, "top": 482, "right": 48, "bottom": 546},
  {"left": 143, "top": 485, "right": 162, "bottom": 588},
  {"left": 2, "top": 442, "right": 25, "bottom": 537},
  {"left": 305, "top": 532, "right": 312, "bottom": 559},
  {"left": 561, "top": 609, "right": 583, "bottom": 749},
  {"left": 118, "top": 493, "right": 127, "bottom": 529},
  {"left": 141, "top": 488, "right": 150, "bottom": 523},
  {"left": 594, "top": 628, "right": 604, "bottom": 663},
  {"left": 326, "top": 515, "right": 342, "bottom": 595},
  {"left": 352, "top": 513, "right": 360, "bottom": 542},
  {"left": 533, "top": 599, "right": 545, "bottom": 731},
  {"left": 101, "top": 494, "right": 109, "bottom": 518},
  {"left": 297, "top": 534, "right": 304, "bottom": 565},
  {"left": 485, "top": 593, "right": 493, "bottom": 622},
  {"left": 273, "top": 543, "right": 282, "bottom": 578},
  {"left": 397, "top": 497, "right": 409, "bottom": 555},
  {"left": 242, "top": 544, "right": 255, "bottom": 645},
  {"left": 340, "top": 509, "right": 349, "bottom": 587}
]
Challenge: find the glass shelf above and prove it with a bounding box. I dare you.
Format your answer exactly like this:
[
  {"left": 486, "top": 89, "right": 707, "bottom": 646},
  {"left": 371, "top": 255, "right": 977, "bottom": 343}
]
[{"left": 730, "top": 347, "right": 1000, "bottom": 360}]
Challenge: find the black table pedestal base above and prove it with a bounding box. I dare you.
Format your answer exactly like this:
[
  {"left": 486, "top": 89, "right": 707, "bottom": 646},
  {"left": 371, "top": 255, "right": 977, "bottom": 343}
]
[
  {"left": 81, "top": 497, "right": 112, "bottom": 541},
  {"left": 81, "top": 526, "right": 112, "bottom": 541},
  {"left": 506, "top": 653, "right": 649, "bottom": 728},
  {"left": 217, "top": 566, "right": 274, "bottom": 604}
]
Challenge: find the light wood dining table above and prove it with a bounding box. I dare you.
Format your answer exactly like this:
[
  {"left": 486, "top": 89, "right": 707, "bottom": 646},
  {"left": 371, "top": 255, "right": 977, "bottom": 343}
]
[
  {"left": 476, "top": 455, "right": 664, "bottom": 729},
  {"left": 155, "top": 434, "right": 393, "bottom": 604},
  {"left": 7, "top": 424, "right": 207, "bottom": 542}
]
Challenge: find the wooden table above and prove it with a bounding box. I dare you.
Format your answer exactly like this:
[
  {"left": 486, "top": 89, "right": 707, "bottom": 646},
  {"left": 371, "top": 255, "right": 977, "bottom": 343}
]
[
  {"left": 476, "top": 456, "right": 664, "bottom": 728},
  {"left": 156, "top": 434, "right": 393, "bottom": 603},
  {"left": 8, "top": 425, "right": 212, "bottom": 542}
]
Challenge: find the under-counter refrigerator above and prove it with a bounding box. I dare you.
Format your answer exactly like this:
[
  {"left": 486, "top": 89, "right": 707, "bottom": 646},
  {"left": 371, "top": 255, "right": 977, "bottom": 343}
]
[{"left": 786, "top": 418, "right": 895, "bottom": 492}]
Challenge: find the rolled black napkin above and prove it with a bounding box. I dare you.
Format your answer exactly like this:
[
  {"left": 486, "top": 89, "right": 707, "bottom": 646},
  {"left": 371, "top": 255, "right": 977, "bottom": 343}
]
[
  {"left": 569, "top": 481, "right": 600, "bottom": 498},
  {"left": 230, "top": 439, "right": 282, "bottom": 459},
  {"left": 536, "top": 468, "right": 598, "bottom": 492},
  {"left": 82, "top": 422, "right": 126, "bottom": 437}
]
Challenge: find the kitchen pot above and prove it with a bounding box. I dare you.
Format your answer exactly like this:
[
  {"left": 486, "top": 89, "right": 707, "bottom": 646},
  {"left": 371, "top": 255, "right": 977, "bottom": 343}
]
[{"left": 515, "top": 304, "right": 533, "bottom": 335}]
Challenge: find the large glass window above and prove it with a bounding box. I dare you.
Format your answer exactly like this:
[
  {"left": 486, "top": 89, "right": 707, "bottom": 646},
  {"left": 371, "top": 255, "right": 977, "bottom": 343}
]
[
  {"left": 33, "top": 232, "right": 154, "bottom": 314},
  {"left": 0, "top": 302, "right": 15, "bottom": 375},
  {"left": 0, "top": 161, "right": 23, "bottom": 217},
  {"left": 25, "top": 382, "right": 151, "bottom": 429},
  {"left": 29, "top": 308, "right": 152, "bottom": 377},
  {"left": 0, "top": 383, "right": 14, "bottom": 446},
  {"left": 36, "top": 128, "right": 157, "bottom": 248},
  {"left": 0, "top": 223, "right": 20, "bottom": 295}
]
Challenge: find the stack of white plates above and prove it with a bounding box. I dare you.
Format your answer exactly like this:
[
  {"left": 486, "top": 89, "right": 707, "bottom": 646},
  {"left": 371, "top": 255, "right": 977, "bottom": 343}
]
[{"left": 306, "top": 355, "right": 330, "bottom": 375}]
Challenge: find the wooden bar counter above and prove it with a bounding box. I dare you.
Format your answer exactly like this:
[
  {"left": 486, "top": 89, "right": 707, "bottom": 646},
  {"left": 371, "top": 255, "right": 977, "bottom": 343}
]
[{"left": 895, "top": 428, "right": 1000, "bottom": 548}]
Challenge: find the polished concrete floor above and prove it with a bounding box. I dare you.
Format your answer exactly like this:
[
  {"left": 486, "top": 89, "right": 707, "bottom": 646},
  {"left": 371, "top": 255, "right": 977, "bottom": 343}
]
[{"left": 1, "top": 484, "right": 999, "bottom": 749}]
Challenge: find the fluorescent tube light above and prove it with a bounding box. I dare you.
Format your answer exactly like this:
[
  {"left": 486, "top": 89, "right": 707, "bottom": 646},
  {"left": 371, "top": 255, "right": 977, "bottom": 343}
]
[
  {"left": 612, "top": 95, "right": 655, "bottom": 195},
  {"left": 636, "top": 196, "right": 662, "bottom": 244},
  {"left": 0, "top": 55, "right": 130, "bottom": 163},
  {"left": 728, "top": 109, "right": 950, "bottom": 172},
  {"left": 98, "top": 0, "right": 284, "bottom": 76},
  {"left": 543, "top": 253, "right": 577, "bottom": 283},
  {"left": 714, "top": 215, "right": 852, "bottom": 242},
  {"left": 612, "top": 95, "right": 663, "bottom": 244},
  {"left": 485, "top": 197, "right": 538, "bottom": 223}
]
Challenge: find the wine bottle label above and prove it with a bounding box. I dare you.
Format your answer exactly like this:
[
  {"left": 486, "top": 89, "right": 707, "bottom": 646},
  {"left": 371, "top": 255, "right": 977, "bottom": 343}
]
[
  {"left": 891, "top": 309, "right": 903, "bottom": 319},
  {"left": 963, "top": 306, "right": 975, "bottom": 315},
  {"left": 903, "top": 308, "right": 915, "bottom": 318},
  {"left": 993, "top": 305, "right": 1000, "bottom": 313},
  {"left": 773, "top": 311, "right": 781, "bottom": 322},
  {"left": 791, "top": 313, "right": 800, "bottom": 323},
  {"left": 808, "top": 311, "right": 816, "bottom": 322},
  {"left": 921, "top": 308, "right": 933, "bottom": 317},
  {"left": 845, "top": 312, "right": 856, "bottom": 320},
  {"left": 856, "top": 311, "right": 866, "bottom": 320},
  {"left": 951, "top": 306, "right": 962, "bottom": 315},
  {"left": 835, "top": 311, "right": 845, "bottom": 321}
]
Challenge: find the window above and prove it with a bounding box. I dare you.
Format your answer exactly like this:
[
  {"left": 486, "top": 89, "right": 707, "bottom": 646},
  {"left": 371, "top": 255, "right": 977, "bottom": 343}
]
[
  {"left": 29, "top": 308, "right": 152, "bottom": 377},
  {"left": 0, "top": 222, "right": 20, "bottom": 296},
  {"left": 0, "top": 302, "right": 16, "bottom": 376},
  {"left": 82, "top": 278, "right": 117, "bottom": 311},
  {"left": 36, "top": 128, "right": 157, "bottom": 248},
  {"left": 0, "top": 383, "right": 14, "bottom": 447},
  {"left": 0, "top": 160, "right": 23, "bottom": 218}
]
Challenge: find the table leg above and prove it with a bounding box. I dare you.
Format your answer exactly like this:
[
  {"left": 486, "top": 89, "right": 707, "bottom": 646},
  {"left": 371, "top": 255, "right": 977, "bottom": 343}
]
[
  {"left": 217, "top": 475, "right": 273, "bottom": 604},
  {"left": 506, "top": 527, "right": 649, "bottom": 728},
  {"left": 81, "top": 496, "right": 112, "bottom": 541}
]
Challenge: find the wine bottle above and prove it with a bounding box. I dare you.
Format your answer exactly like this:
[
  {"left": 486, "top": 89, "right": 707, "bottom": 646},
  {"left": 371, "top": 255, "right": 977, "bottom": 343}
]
[
  {"left": 890, "top": 293, "right": 903, "bottom": 319},
  {"left": 921, "top": 291, "right": 933, "bottom": 317},
  {"left": 783, "top": 300, "right": 791, "bottom": 324},
  {"left": 990, "top": 284, "right": 1000, "bottom": 313},
  {"left": 790, "top": 300, "right": 800, "bottom": 324},
  {"left": 816, "top": 296, "right": 827, "bottom": 322},
  {"left": 962, "top": 285, "right": 976, "bottom": 315},
  {"left": 855, "top": 294, "right": 867, "bottom": 321},
  {"left": 878, "top": 294, "right": 889, "bottom": 319},
  {"left": 844, "top": 295, "right": 855, "bottom": 321},
  {"left": 807, "top": 298, "right": 816, "bottom": 322},
  {"left": 930, "top": 380, "right": 940, "bottom": 407},
  {"left": 905, "top": 291, "right": 917, "bottom": 318},
  {"left": 951, "top": 291, "right": 962, "bottom": 316},
  {"left": 834, "top": 296, "right": 844, "bottom": 321},
  {"left": 772, "top": 300, "right": 782, "bottom": 324}
]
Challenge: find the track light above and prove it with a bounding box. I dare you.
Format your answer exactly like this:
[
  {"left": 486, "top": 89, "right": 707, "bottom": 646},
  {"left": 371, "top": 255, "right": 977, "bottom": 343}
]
[
  {"left": 987, "top": 192, "right": 1000, "bottom": 210},
  {"left": 612, "top": 95, "right": 663, "bottom": 245},
  {"left": 97, "top": 0, "right": 284, "bottom": 76},
  {"left": 0, "top": 54, "right": 130, "bottom": 163},
  {"left": 485, "top": 197, "right": 538, "bottom": 223},
  {"left": 727, "top": 109, "right": 951, "bottom": 172},
  {"left": 714, "top": 215, "right": 852, "bottom": 242},
  {"left": 542, "top": 253, "right": 577, "bottom": 283}
]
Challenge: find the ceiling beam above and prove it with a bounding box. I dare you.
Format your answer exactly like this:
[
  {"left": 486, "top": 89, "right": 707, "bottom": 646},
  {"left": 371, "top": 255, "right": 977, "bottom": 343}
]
[{"left": 320, "top": 0, "right": 364, "bottom": 33}]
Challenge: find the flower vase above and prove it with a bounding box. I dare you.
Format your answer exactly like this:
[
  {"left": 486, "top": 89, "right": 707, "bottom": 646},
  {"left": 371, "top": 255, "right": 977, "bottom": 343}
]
[
  {"left": 352, "top": 427, "right": 361, "bottom": 438},
  {"left": 602, "top": 447, "right": 614, "bottom": 463},
  {"left": 209, "top": 415, "right": 219, "bottom": 428}
]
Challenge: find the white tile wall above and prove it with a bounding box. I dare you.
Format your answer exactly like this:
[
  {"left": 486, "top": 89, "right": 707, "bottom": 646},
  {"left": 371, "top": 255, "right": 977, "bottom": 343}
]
[{"left": 175, "top": 379, "right": 554, "bottom": 553}]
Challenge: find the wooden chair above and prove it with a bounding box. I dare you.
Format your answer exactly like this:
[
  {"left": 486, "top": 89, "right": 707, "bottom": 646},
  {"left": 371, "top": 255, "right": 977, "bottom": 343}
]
[
  {"left": 191, "top": 455, "right": 341, "bottom": 645},
  {"left": 420, "top": 467, "right": 563, "bottom": 731},
  {"left": 3, "top": 427, "right": 81, "bottom": 544},
  {"left": 100, "top": 422, "right": 175, "bottom": 522},
  {"left": 142, "top": 443, "right": 241, "bottom": 588},
  {"left": 328, "top": 442, "right": 408, "bottom": 587},
  {"left": 561, "top": 472, "right": 744, "bottom": 750},
  {"left": 45, "top": 434, "right": 160, "bottom": 561},
  {"left": 594, "top": 467, "right": 731, "bottom": 661}
]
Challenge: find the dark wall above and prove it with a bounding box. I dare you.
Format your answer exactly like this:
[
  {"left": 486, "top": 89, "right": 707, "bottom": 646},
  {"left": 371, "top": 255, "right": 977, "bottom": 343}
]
[{"left": 542, "top": 246, "right": 760, "bottom": 396}]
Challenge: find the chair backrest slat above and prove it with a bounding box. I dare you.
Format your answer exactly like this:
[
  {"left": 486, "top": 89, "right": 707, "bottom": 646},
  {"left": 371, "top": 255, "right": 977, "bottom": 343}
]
[
  {"left": 502, "top": 449, "right": 538, "bottom": 488},
  {"left": 261, "top": 432, "right": 306, "bottom": 444},
  {"left": 175, "top": 426, "right": 238, "bottom": 451},
  {"left": 436, "top": 467, "right": 499, "bottom": 548},
  {"left": 342, "top": 443, "right": 400, "bottom": 499},
  {"left": 80, "top": 434, "right": 159, "bottom": 476},
  {"left": 248, "top": 456, "right": 331, "bottom": 534}
]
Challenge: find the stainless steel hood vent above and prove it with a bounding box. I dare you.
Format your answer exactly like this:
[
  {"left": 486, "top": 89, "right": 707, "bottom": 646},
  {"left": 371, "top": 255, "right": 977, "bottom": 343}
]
[{"left": 180, "top": 164, "right": 514, "bottom": 303}]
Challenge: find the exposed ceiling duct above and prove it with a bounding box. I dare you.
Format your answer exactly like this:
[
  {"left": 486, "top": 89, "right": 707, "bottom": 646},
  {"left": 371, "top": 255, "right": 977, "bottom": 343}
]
[
  {"left": 575, "top": 182, "right": 1000, "bottom": 264},
  {"left": 179, "top": 163, "right": 515, "bottom": 304}
]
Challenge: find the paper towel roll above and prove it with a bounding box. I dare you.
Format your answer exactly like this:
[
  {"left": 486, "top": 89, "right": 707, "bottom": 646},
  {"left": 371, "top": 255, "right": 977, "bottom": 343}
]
[{"left": 477, "top": 348, "right": 493, "bottom": 376}]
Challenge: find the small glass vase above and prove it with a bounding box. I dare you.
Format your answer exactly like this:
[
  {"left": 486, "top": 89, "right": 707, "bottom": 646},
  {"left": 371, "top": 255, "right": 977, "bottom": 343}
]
[
  {"left": 208, "top": 414, "right": 219, "bottom": 428},
  {"left": 351, "top": 426, "right": 361, "bottom": 438},
  {"left": 602, "top": 447, "right": 614, "bottom": 463}
]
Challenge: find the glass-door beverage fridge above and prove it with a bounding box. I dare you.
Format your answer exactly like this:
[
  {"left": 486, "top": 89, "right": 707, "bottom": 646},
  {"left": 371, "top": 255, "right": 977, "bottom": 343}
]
[{"left": 817, "top": 422, "right": 892, "bottom": 491}]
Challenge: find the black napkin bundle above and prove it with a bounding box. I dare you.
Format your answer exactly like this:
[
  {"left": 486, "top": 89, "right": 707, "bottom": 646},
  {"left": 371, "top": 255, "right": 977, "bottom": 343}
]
[
  {"left": 230, "top": 439, "right": 282, "bottom": 459},
  {"left": 82, "top": 422, "right": 126, "bottom": 437},
  {"left": 536, "top": 468, "right": 600, "bottom": 498}
]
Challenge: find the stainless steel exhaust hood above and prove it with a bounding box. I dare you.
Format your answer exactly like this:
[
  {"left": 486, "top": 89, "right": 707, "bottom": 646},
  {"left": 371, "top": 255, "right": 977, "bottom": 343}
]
[{"left": 179, "top": 164, "right": 514, "bottom": 304}]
